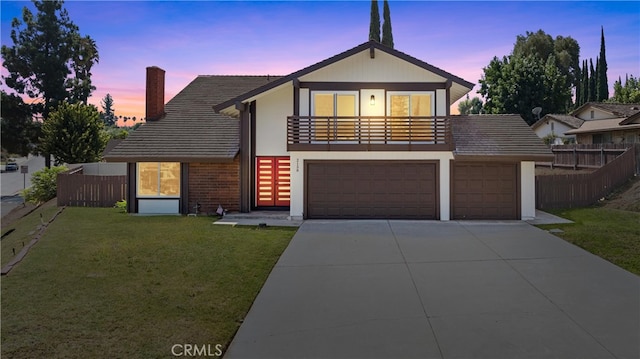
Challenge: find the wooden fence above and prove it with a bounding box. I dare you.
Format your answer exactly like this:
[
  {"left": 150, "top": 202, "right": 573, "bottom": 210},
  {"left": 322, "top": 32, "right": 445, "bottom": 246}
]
[
  {"left": 57, "top": 168, "right": 127, "bottom": 207},
  {"left": 539, "top": 143, "right": 636, "bottom": 170},
  {"left": 536, "top": 146, "right": 637, "bottom": 209}
]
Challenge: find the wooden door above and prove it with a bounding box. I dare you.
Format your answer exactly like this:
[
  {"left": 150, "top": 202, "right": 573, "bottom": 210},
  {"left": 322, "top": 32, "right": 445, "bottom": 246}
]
[{"left": 256, "top": 157, "right": 290, "bottom": 207}]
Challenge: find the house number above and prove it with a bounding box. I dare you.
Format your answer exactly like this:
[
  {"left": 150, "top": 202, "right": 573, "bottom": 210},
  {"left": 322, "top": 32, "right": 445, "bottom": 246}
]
[{"left": 296, "top": 158, "right": 300, "bottom": 172}]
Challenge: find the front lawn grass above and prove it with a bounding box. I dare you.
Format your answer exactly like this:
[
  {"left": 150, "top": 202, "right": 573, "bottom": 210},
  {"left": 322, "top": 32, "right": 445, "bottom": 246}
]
[
  {"left": 537, "top": 207, "right": 640, "bottom": 275},
  {"left": 1, "top": 207, "right": 296, "bottom": 358}
]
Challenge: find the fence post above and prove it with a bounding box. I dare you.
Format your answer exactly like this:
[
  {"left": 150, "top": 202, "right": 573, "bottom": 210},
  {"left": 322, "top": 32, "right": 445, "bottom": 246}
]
[
  {"left": 573, "top": 146, "right": 577, "bottom": 170},
  {"left": 600, "top": 146, "right": 605, "bottom": 166}
]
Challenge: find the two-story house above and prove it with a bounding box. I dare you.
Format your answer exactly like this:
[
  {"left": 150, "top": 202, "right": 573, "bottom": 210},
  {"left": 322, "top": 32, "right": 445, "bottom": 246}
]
[{"left": 106, "top": 41, "right": 552, "bottom": 220}]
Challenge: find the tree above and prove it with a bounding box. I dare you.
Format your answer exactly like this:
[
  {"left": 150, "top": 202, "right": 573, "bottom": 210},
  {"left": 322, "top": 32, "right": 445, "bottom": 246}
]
[
  {"left": 479, "top": 30, "right": 577, "bottom": 124},
  {"left": 100, "top": 93, "right": 116, "bottom": 126},
  {"left": 596, "top": 26, "right": 608, "bottom": 101},
  {"left": 40, "top": 102, "right": 108, "bottom": 165},
  {"left": 458, "top": 95, "right": 484, "bottom": 115},
  {"left": 589, "top": 58, "right": 596, "bottom": 102},
  {"left": 2, "top": 0, "right": 99, "bottom": 116},
  {"left": 1, "top": 91, "right": 41, "bottom": 156},
  {"left": 369, "top": 0, "right": 380, "bottom": 43},
  {"left": 381, "top": 0, "right": 394, "bottom": 48},
  {"left": 1, "top": 0, "right": 99, "bottom": 166},
  {"left": 610, "top": 74, "right": 640, "bottom": 103}
]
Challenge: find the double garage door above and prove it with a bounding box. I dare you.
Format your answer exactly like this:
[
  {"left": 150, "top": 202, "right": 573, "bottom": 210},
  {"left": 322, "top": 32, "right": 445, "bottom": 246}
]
[
  {"left": 306, "top": 161, "right": 438, "bottom": 219},
  {"left": 305, "top": 161, "right": 519, "bottom": 220}
]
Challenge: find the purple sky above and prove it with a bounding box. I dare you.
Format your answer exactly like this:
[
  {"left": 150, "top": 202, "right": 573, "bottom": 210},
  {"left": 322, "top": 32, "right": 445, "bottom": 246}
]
[{"left": 2, "top": 1, "right": 639, "bottom": 123}]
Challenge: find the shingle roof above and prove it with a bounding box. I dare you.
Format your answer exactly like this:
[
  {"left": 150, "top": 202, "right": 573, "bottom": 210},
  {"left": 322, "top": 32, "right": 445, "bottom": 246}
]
[
  {"left": 452, "top": 115, "right": 553, "bottom": 161},
  {"left": 571, "top": 102, "right": 640, "bottom": 118},
  {"left": 565, "top": 117, "right": 640, "bottom": 134},
  {"left": 105, "top": 76, "right": 280, "bottom": 162},
  {"left": 531, "top": 114, "right": 584, "bottom": 130}
]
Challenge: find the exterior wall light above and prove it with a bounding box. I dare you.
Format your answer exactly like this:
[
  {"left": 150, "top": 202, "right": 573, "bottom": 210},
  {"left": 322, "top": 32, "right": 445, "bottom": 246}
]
[{"left": 370, "top": 95, "right": 375, "bottom": 106}]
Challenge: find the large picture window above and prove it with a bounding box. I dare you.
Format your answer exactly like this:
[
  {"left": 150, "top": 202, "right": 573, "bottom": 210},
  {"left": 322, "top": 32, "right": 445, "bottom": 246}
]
[
  {"left": 312, "top": 91, "right": 358, "bottom": 141},
  {"left": 388, "top": 92, "right": 434, "bottom": 141},
  {"left": 137, "top": 162, "right": 180, "bottom": 197}
]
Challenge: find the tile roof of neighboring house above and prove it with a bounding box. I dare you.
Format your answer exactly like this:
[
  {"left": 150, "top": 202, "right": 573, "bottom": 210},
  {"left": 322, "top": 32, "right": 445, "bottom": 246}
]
[
  {"left": 452, "top": 115, "right": 553, "bottom": 161},
  {"left": 531, "top": 114, "right": 584, "bottom": 130},
  {"left": 105, "top": 75, "right": 280, "bottom": 162},
  {"left": 571, "top": 102, "right": 640, "bottom": 118},
  {"left": 213, "top": 41, "right": 475, "bottom": 115},
  {"left": 565, "top": 117, "right": 640, "bottom": 135}
]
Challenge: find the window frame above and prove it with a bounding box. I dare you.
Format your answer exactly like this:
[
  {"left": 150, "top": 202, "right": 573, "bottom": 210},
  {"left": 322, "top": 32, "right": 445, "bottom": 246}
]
[
  {"left": 386, "top": 91, "right": 436, "bottom": 142},
  {"left": 310, "top": 91, "right": 359, "bottom": 142},
  {"left": 136, "top": 162, "right": 181, "bottom": 198}
]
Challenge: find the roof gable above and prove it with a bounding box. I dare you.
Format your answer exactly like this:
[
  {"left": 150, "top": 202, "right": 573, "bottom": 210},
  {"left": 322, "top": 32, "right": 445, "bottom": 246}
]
[
  {"left": 213, "top": 41, "right": 474, "bottom": 115},
  {"left": 531, "top": 114, "right": 584, "bottom": 130},
  {"left": 571, "top": 102, "right": 640, "bottom": 120}
]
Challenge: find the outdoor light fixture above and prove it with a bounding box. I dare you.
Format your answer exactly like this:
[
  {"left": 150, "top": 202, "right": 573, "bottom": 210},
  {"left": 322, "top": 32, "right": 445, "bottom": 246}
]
[{"left": 370, "top": 95, "right": 375, "bottom": 105}]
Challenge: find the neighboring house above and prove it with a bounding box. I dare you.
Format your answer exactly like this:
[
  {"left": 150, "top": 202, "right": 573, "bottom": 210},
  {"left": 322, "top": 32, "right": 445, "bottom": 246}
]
[
  {"left": 531, "top": 114, "right": 584, "bottom": 144},
  {"left": 566, "top": 102, "right": 640, "bottom": 144},
  {"left": 105, "top": 41, "right": 552, "bottom": 220}
]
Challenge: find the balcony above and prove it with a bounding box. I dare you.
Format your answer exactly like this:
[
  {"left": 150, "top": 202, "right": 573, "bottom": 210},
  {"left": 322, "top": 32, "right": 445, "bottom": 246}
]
[{"left": 287, "top": 116, "right": 453, "bottom": 151}]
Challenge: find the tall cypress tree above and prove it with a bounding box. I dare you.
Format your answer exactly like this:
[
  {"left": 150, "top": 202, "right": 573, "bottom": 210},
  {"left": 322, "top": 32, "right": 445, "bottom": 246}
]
[
  {"left": 588, "top": 58, "right": 596, "bottom": 102},
  {"left": 580, "top": 60, "right": 589, "bottom": 106},
  {"left": 381, "top": 0, "right": 394, "bottom": 48},
  {"left": 575, "top": 61, "right": 581, "bottom": 107},
  {"left": 368, "top": 0, "right": 380, "bottom": 43},
  {"left": 596, "top": 26, "right": 608, "bottom": 101}
]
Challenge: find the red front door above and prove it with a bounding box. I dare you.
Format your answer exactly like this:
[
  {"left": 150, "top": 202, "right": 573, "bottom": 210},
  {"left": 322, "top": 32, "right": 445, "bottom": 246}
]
[{"left": 256, "top": 157, "right": 290, "bottom": 207}]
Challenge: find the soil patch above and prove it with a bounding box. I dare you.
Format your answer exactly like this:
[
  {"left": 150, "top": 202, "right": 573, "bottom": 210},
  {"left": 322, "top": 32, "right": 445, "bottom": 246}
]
[{"left": 601, "top": 177, "right": 640, "bottom": 212}]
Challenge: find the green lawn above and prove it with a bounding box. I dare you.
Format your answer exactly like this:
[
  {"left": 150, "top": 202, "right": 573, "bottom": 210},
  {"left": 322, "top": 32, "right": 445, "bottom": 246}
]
[
  {"left": 1, "top": 207, "right": 296, "bottom": 358},
  {"left": 537, "top": 207, "right": 640, "bottom": 275}
]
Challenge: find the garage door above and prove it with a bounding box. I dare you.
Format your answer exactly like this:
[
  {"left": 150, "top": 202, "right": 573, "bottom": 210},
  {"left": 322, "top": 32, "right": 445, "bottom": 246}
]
[
  {"left": 306, "top": 161, "right": 437, "bottom": 219},
  {"left": 452, "top": 162, "right": 519, "bottom": 220}
]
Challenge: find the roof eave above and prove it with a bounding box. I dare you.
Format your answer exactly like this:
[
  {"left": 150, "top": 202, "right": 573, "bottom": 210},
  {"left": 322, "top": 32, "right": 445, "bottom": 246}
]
[
  {"left": 453, "top": 153, "right": 554, "bottom": 162},
  {"left": 104, "top": 153, "right": 239, "bottom": 163}
]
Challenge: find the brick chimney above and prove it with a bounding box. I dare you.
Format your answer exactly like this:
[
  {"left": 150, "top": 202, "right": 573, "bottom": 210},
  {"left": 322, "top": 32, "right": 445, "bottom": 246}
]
[{"left": 146, "top": 66, "right": 165, "bottom": 121}]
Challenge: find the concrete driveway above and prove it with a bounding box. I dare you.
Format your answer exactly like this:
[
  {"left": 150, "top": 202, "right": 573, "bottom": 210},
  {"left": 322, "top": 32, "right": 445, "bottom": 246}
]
[{"left": 225, "top": 220, "right": 639, "bottom": 359}]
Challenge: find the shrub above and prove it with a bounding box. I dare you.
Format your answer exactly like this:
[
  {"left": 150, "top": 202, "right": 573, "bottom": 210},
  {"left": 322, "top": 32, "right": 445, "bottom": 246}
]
[
  {"left": 114, "top": 199, "right": 127, "bottom": 213},
  {"left": 22, "top": 166, "right": 68, "bottom": 205}
]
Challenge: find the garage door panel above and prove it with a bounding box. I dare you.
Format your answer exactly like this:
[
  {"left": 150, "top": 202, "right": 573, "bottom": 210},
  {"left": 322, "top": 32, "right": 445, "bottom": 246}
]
[
  {"left": 306, "top": 162, "right": 437, "bottom": 219},
  {"left": 453, "top": 163, "right": 518, "bottom": 220}
]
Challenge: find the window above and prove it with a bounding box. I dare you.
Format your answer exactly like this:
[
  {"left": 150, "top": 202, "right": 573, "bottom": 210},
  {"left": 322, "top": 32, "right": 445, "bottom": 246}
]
[
  {"left": 388, "top": 92, "right": 434, "bottom": 141},
  {"left": 137, "top": 162, "right": 180, "bottom": 197},
  {"left": 312, "top": 92, "right": 357, "bottom": 141}
]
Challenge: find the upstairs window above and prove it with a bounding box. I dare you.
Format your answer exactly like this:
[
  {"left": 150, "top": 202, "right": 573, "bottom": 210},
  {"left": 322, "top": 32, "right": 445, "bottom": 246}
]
[
  {"left": 388, "top": 92, "right": 434, "bottom": 141},
  {"left": 137, "top": 162, "right": 180, "bottom": 197},
  {"left": 312, "top": 92, "right": 358, "bottom": 141}
]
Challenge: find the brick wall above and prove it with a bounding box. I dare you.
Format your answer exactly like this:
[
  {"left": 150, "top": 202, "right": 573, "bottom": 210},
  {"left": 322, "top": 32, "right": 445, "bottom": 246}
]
[{"left": 188, "top": 159, "right": 240, "bottom": 214}]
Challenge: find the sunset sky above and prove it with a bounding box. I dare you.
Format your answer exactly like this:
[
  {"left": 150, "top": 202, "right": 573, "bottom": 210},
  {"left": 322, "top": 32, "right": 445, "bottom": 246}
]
[{"left": 1, "top": 1, "right": 639, "bottom": 125}]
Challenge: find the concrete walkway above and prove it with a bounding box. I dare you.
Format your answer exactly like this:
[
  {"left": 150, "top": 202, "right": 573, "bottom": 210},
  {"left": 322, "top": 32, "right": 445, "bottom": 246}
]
[{"left": 225, "top": 220, "right": 639, "bottom": 359}]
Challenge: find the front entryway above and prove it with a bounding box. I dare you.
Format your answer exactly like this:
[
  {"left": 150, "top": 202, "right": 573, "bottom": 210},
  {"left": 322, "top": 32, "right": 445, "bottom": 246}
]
[{"left": 256, "top": 157, "right": 290, "bottom": 207}]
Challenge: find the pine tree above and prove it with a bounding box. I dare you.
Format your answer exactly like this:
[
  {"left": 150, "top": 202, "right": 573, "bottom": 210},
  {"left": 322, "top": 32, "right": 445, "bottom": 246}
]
[
  {"left": 596, "top": 26, "right": 609, "bottom": 101},
  {"left": 368, "top": 0, "right": 380, "bottom": 43},
  {"left": 381, "top": 0, "right": 394, "bottom": 48}
]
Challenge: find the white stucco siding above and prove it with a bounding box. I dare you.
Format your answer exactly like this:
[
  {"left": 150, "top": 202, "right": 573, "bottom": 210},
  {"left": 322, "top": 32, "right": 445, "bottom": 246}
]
[
  {"left": 360, "top": 89, "right": 385, "bottom": 117},
  {"left": 520, "top": 161, "right": 536, "bottom": 220},
  {"left": 436, "top": 89, "right": 447, "bottom": 116},
  {"left": 289, "top": 151, "right": 455, "bottom": 220},
  {"left": 534, "top": 121, "right": 576, "bottom": 139},
  {"left": 575, "top": 107, "right": 618, "bottom": 121},
  {"left": 300, "top": 50, "right": 446, "bottom": 83},
  {"left": 255, "top": 84, "right": 292, "bottom": 156}
]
